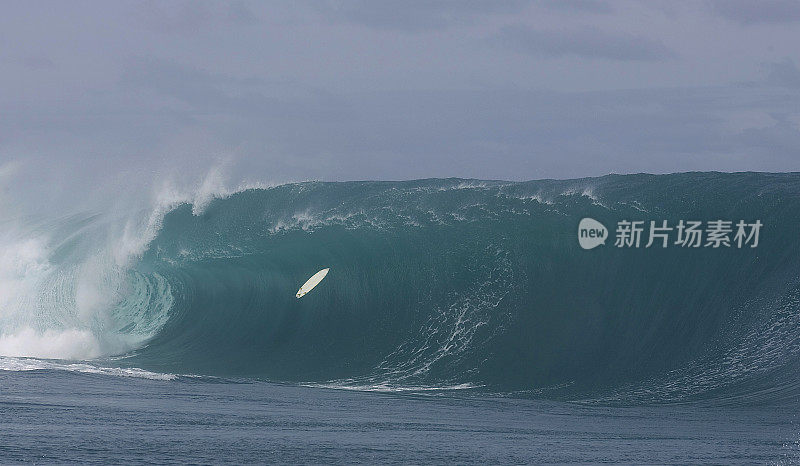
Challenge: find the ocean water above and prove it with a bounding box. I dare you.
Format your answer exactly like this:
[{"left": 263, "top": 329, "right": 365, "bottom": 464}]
[
  {"left": 2, "top": 173, "right": 800, "bottom": 463},
  {"left": 1, "top": 370, "right": 797, "bottom": 464}
]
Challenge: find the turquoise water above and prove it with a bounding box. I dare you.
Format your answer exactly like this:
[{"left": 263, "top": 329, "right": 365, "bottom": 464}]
[
  {"left": 127, "top": 173, "right": 800, "bottom": 401},
  {"left": 2, "top": 173, "right": 800, "bottom": 462}
]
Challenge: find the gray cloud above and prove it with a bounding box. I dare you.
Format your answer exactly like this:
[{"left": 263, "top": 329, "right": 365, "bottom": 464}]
[
  {"left": 493, "top": 24, "right": 673, "bottom": 61},
  {"left": 766, "top": 59, "right": 800, "bottom": 87},
  {"left": 38, "top": 57, "right": 800, "bottom": 181},
  {"left": 132, "top": 0, "right": 258, "bottom": 34},
  {"left": 7, "top": 55, "right": 56, "bottom": 71},
  {"left": 539, "top": 0, "right": 614, "bottom": 14},
  {"left": 731, "top": 112, "right": 800, "bottom": 161},
  {"left": 709, "top": 0, "right": 800, "bottom": 24},
  {"left": 1, "top": 0, "right": 799, "bottom": 200},
  {"left": 315, "top": 0, "right": 526, "bottom": 32}
]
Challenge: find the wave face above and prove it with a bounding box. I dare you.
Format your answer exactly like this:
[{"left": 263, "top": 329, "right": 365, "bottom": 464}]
[{"left": 4, "top": 173, "right": 800, "bottom": 402}]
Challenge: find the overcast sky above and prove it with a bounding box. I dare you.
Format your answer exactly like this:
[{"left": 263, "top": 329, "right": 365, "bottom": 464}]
[{"left": 2, "top": 0, "right": 800, "bottom": 192}]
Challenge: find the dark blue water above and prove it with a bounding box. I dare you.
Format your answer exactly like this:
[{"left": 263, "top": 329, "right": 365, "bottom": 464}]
[{"left": 1, "top": 369, "right": 797, "bottom": 464}]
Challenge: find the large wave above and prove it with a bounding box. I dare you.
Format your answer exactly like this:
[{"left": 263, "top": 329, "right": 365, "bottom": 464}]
[{"left": 2, "top": 173, "right": 800, "bottom": 402}]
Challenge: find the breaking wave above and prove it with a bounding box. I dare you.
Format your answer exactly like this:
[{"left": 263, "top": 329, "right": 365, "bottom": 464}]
[{"left": 2, "top": 173, "right": 800, "bottom": 403}]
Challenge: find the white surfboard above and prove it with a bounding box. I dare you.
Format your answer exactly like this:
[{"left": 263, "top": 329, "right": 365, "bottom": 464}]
[{"left": 296, "top": 268, "right": 330, "bottom": 298}]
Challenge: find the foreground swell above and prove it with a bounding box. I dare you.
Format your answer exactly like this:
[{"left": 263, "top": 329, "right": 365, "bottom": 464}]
[{"left": 112, "top": 173, "right": 800, "bottom": 402}]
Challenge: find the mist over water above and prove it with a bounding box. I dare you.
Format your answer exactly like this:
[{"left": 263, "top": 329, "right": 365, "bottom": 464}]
[{"left": 0, "top": 159, "right": 249, "bottom": 361}]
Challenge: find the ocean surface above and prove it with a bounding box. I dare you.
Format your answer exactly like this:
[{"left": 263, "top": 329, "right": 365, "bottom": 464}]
[
  {"left": 2, "top": 173, "right": 800, "bottom": 463},
  {"left": 1, "top": 369, "right": 797, "bottom": 464}
]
